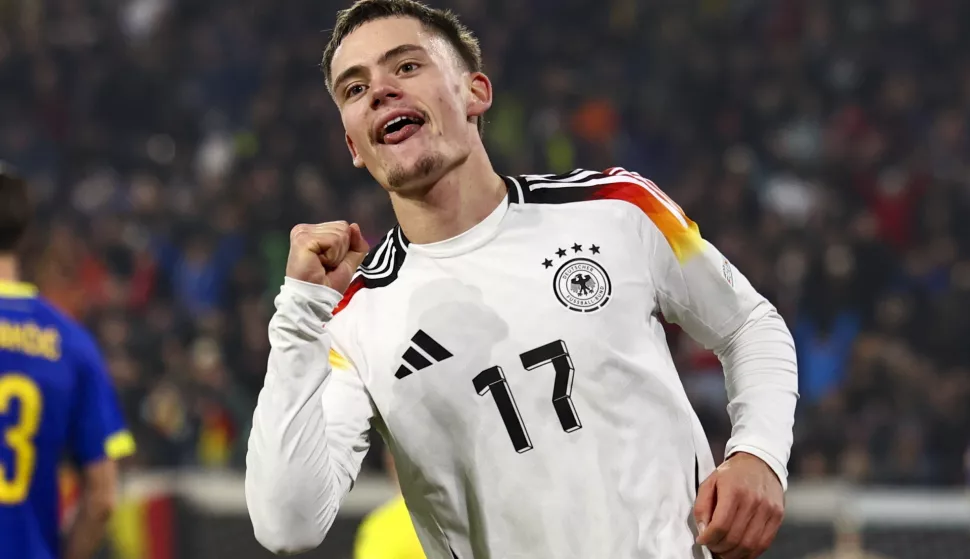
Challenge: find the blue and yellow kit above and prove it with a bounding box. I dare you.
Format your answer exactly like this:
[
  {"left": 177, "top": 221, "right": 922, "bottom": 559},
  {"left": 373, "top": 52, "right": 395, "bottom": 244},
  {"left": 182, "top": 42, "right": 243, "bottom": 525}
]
[{"left": 0, "top": 280, "right": 134, "bottom": 559}]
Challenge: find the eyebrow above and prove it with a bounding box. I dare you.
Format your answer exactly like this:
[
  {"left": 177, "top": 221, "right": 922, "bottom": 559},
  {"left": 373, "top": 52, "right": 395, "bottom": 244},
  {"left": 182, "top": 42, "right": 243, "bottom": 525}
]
[{"left": 332, "top": 44, "right": 427, "bottom": 94}]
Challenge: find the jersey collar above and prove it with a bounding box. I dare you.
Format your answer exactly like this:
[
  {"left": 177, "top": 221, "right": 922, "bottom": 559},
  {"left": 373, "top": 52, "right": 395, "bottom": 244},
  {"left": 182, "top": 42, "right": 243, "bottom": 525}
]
[
  {"left": 0, "top": 280, "right": 38, "bottom": 298},
  {"left": 404, "top": 192, "right": 510, "bottom": 258}
]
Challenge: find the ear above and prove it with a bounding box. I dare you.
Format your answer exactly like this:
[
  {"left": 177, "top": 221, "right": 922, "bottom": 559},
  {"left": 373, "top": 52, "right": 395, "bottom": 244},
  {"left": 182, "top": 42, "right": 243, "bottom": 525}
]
[
  {"left": 466, "top": 71, "right": 493, "bottom": 121},
  {"left": 345, "top": 133, "right": 365, "bottom": 168}
]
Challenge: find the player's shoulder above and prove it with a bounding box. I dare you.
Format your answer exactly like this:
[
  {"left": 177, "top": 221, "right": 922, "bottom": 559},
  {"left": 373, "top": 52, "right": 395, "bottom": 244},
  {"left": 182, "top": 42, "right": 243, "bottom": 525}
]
[
  {"left": 33, "top": 297, "right": 94, "bottom": 346},
  {"left": 333, "top": 225, "right": 410, "bottom": 315},
  {"left": 509, "top": 167, "right": 686, "bottom": 221},
  {"left": 0, "top": 291, "right": 84, "bottom": 343},
  {"left": 505, "top": 168, "right": 610, "bottom": 205},
  {"left": 510, "top": 166, "right": 699, "bottom": 252},
  {"left": 0, "top": 290, "right": 99, "bottom": 374},
  {"left": 29, "top": 298, "right": 105, "bottom": 370}
]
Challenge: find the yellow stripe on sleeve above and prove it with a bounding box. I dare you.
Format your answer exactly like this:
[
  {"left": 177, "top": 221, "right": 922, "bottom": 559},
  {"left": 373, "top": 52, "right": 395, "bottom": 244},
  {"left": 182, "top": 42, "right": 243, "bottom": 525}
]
[
  {"left": 645, "top": 202, "right": 705, "bottom": 263},
  {"left": 329, "top": 348, "right": 352, "bottom": 372},
  {"left": 105, "top": 430, "right": 137, "bottom": 460},
  {"left": 594, "top": 169, "right": 705, "bottom": 263}
]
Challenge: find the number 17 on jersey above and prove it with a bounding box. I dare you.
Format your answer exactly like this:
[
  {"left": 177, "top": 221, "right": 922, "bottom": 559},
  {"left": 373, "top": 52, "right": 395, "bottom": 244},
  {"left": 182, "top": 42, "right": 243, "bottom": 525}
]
[{"left": 472, "top": 340, "right": 582, "bottom": 454}]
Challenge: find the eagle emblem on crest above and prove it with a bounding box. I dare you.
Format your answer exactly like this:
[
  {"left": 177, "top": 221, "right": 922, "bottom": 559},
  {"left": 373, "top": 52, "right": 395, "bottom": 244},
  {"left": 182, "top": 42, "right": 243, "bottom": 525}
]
[{"left": 542, "top": 243, "right": 612, "bottom": 313}]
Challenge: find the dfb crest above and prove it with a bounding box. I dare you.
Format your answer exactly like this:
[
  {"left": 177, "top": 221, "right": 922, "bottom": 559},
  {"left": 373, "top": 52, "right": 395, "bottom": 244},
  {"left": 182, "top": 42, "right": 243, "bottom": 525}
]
[{"left": 541, "top": 243, "right": 612, "bottom": 313}]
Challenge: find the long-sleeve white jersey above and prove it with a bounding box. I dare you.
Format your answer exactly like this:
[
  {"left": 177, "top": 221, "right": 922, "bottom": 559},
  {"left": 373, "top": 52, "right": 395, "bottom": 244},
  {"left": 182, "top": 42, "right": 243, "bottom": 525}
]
[{"left": 246, "top": 167, "right": 798, "bottom": 559}]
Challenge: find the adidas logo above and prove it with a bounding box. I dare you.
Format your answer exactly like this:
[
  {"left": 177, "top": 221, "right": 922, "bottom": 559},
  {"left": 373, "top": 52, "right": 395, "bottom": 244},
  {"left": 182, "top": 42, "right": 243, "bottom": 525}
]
[{"left": 395, "top": 330, "right": 453, "bottom": 379}]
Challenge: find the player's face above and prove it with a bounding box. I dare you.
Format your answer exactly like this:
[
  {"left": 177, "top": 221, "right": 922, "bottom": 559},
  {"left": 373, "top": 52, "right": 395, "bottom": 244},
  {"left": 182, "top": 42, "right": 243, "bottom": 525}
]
[{"left": 330, "top": 17, "right": 491, "bottom": 194}]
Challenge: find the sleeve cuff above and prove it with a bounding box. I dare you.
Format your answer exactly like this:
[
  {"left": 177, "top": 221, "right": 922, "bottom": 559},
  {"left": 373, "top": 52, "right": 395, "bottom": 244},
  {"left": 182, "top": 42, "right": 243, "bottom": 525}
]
[
  {"left": 282, "top": 277, "right": 345, "bottom": 315},
  {"left": 725, "top": 443, "right": 789, "bottom": 491},
  {"left": 105, "top": 430, "right": 137, "bottom": 460}
]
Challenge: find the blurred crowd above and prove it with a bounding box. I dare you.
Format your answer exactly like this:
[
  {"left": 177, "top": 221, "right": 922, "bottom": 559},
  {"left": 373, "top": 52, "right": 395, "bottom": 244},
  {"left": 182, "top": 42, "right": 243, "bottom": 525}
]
[{"left": 1, "top": 0, "right": 969, "bottom": 485}]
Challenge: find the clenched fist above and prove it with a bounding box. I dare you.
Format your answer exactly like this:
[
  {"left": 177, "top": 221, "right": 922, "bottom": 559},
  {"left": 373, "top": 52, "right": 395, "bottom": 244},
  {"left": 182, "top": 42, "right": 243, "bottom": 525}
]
[
  {"left": 694, "top": 452, "right": 785, "bottom": 559},
  {"left": 286, "top": 221, "right": 369, "bottom": 294}
]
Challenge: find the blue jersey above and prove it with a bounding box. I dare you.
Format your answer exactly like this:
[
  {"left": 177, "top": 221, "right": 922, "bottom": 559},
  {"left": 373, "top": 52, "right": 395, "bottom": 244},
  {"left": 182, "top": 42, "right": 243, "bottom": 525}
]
[{"left": 0, "top": 280, "right": 134, "bottom": 559}]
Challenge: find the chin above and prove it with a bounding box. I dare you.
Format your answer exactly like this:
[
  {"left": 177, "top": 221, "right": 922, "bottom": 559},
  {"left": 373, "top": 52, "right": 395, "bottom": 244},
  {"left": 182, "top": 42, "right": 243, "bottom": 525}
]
[{"left": 383, "top": 153, "right": 448, "bottom": 193}]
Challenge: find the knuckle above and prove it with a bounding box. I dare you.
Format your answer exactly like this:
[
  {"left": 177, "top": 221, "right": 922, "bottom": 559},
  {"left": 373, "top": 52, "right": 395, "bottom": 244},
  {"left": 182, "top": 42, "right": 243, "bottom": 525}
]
[
  {"left": 290, "top": 224, "right": 308, "bottom": 239},
  {"left": 740, "top": 488, "right": 757, "bottom": 504},
  {"left": 730, "top": 492, "right": 747, "bottom": 508}
]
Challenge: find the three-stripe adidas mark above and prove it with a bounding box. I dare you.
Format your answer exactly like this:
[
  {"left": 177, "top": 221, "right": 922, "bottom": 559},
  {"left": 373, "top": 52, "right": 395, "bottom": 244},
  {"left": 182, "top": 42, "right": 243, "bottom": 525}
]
[{"left": 395, "top": 330, "right": 453, "bottom": 379}]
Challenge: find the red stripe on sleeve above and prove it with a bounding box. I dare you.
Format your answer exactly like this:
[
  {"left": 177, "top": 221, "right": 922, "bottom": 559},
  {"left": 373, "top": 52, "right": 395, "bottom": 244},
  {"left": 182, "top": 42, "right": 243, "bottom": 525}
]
[
  {"left": 588, "top": 170, "right": 705, "bottom": 263},
  {"left": 333, "top": 276, "right": 365, "bottom": 315}
]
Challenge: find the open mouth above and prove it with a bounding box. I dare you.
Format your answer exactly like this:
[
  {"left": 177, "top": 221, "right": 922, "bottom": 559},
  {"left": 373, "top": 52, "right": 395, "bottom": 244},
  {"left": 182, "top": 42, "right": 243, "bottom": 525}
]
[{"left": 379, "top": 114, "right": 426, "bottom": 145}]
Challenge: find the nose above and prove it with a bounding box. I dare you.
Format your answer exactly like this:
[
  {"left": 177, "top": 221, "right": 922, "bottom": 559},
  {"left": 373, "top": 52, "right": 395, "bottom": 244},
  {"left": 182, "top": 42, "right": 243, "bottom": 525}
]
[{"left": 369, "top": 80, "right": 403, "bottom": 110}]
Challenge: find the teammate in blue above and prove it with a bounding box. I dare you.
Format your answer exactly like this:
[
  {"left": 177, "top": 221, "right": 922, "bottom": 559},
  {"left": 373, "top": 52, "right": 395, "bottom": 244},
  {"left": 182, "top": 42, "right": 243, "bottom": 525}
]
[{"left": 0, "top": 168, "right": 135, "bottom": 559}]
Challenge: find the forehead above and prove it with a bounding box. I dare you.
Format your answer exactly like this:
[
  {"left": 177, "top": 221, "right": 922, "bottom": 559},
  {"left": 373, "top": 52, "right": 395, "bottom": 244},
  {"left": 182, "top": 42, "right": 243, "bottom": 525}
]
[{"left": 331, "top": 17, "right": 452, "bottom": 74}]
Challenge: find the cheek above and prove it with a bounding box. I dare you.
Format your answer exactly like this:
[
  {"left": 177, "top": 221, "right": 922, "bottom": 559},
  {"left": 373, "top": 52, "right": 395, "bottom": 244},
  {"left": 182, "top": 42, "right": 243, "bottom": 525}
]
[
  {"left": 342, "top": 113, "right": 370, "bottom": 150},
  {"left": 436, "top": 86, "right": 466, "bottom": 125}
]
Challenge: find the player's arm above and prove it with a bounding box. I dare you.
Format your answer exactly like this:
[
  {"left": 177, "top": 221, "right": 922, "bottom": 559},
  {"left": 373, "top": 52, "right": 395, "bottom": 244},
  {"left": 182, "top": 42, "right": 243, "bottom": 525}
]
[
  {"left": 63, "top": 460, "right": 119, "bottom": 559},
  {"left": 617, "top": 168, "right": 797, "bottom": 478},
  {"left": 65, "top": 329, "right": 136, "bottom": 559},
  {"left": 615, "top": 168, "right": 796, "bottom": 558},
  {"left": 246, "top": 222, "right": 371, "bottom": 556}
]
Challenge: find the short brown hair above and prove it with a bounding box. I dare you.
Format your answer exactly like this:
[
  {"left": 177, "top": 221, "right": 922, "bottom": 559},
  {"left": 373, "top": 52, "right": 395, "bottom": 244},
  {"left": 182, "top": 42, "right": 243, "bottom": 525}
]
[
  {"left": 0, "top": 166, "right": 30, "bottom": 253},
  {"left": 321, "top": 0, "right": 485, "bottom": 135}
]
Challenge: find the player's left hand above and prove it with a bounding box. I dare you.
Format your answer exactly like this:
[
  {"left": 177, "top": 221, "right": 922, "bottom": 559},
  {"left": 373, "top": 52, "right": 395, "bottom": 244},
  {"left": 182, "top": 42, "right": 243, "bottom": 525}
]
[{"left": 693, "top": 452, "right": 784, "bottom": 559}]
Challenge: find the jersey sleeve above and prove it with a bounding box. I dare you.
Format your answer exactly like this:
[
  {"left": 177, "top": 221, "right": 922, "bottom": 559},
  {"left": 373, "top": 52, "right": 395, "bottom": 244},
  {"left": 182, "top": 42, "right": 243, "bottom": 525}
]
[
  {"left": 246, "top": 277, "right": 375, "bottom": 555},
  {"left": 615, "top": 173, "right": 761, "bottom": 347},
  {"left": 605, "top": 168, "right": 798, "bottom": 487},
  {"left": 67, "top": 327, "right": 136, "bottom": 466}
]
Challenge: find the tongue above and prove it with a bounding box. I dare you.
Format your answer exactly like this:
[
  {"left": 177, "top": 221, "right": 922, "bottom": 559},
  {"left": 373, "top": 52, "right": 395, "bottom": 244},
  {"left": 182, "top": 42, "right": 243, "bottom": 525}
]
[{"left": 384, "top": 123, "right": 422, "bottom": 145}]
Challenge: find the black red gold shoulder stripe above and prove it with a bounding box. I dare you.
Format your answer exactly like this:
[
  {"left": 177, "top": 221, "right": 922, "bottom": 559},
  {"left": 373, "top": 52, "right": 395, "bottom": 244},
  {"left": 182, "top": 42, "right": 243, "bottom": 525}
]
[
  {"left": 513, "top": 167, "right": 705, "bottom": 262},
  {"left": 333, "top": 225, "right": 408, "bottom": 315}
]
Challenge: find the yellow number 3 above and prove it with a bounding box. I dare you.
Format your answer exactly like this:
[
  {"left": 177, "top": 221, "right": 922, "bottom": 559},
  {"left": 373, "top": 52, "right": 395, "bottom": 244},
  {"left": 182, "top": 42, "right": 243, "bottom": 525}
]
[{"left": 0, "top": 373, "right": 43, "bottom": 504}]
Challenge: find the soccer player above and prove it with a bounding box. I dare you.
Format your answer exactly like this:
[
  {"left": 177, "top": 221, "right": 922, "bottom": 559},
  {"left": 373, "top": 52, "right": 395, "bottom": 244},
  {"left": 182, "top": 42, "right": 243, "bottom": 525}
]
[
  {"left": 245, "top": 1, "right": 799, "bottom": 558},
  {"left": 0, "top": 169, "right": 136, "bottom": 559},
  {"left": 354, "top": 448, "right": 426, "bottom": 559}
]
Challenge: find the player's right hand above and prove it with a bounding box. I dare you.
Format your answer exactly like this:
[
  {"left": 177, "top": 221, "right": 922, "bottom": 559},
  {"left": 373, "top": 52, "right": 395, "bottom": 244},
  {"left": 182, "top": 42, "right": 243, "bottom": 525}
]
[{"left": 286, "top": 221, "right": 369, "bottom": 294}]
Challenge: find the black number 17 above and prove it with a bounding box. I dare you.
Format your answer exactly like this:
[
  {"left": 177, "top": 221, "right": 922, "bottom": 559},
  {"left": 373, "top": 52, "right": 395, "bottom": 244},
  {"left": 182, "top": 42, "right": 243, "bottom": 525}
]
[{"left": 472, "top": 340, "right": 582, "bottom": 453}]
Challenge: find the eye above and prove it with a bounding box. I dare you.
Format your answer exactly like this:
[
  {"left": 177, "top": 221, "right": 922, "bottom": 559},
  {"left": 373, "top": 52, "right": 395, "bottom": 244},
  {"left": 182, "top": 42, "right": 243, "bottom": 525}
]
[
  {"left": 399, "top": 62, "right": 419, "bottom": 74},
  {"left": 346, "top": 84, "right": 366, "bottom": 98}
]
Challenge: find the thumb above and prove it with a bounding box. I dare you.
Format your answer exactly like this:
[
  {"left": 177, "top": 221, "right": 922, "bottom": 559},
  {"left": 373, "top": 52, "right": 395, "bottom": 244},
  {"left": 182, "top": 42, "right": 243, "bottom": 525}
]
[
  {"left": 346, "top": 223, "right": 369, "bottom": 269},
  {"left": 693, "top": 475, "right": 716, "bottom": 539}
]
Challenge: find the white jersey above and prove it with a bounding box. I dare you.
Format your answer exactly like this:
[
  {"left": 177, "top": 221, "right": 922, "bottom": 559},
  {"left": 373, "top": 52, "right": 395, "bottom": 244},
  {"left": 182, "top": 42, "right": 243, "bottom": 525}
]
[{"left": 246, "top": 168, "right": 798, "bottom": 559}]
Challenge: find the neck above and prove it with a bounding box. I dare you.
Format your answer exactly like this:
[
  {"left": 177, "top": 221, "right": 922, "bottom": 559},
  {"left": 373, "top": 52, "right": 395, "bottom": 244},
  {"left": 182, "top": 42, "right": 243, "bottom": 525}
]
[
  {"left": 0, "top": 255, "right": 19, "bottom": 283},
  {"left": 389, "top": 147, "right": 506, "bottom": 244}
]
